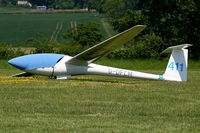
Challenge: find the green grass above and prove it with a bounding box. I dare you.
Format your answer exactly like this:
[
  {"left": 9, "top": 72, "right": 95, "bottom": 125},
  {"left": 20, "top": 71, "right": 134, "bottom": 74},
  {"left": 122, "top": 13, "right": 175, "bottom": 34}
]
[
  {"left": 97, "top": 58, "right": 200, "bottom": 71},
  {"left": 0, "top": 12, "right": 108, "bottom": 45},
  {"left": 0, "top": 59, "right": 200, "bottom": 132}
]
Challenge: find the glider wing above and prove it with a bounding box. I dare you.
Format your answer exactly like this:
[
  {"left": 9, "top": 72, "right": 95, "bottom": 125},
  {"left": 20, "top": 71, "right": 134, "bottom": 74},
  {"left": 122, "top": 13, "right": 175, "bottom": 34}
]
[{"left": 66, "top": 25, "right": 146, "bottom": 66}]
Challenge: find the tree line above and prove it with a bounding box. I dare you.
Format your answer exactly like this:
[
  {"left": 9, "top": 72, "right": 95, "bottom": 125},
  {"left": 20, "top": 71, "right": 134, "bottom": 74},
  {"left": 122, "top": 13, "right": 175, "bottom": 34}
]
[
  {"left": 103, "top": 0, "right": 200, "bottom": 59},
  {"left": 87, "top": 0, "right": 199, "bottom": 59},
  {"left": 1, "top": 0, "right": 200, "bottom": 59}
]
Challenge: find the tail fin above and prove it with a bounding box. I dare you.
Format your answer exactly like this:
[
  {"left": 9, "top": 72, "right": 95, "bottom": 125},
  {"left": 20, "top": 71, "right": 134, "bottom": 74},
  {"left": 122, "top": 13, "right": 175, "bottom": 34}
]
[{"left": 162, "top": 44, "right": 192, "bottom": 82}]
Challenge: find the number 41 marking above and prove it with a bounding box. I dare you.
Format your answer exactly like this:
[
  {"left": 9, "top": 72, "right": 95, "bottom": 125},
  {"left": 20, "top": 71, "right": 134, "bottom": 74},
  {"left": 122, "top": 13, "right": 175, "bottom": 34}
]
[{"left": 168, "top": 62, "right": 184, "bottom": 72}]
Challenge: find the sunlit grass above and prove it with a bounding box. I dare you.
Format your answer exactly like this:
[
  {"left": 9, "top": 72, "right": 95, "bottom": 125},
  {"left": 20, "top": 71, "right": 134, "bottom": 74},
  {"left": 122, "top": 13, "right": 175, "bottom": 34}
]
[{"left": 0, "top": 60, "right": 200, "bottom": 132}]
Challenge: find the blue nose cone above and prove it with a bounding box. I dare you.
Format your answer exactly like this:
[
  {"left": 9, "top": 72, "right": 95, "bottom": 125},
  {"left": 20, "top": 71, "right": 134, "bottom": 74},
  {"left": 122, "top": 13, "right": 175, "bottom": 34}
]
[
  {"left": 8, "top": 54, "right": 64, "bottom": 70},
  {"left": 8, "top": 57, "right": 28, "bottom": 70}
]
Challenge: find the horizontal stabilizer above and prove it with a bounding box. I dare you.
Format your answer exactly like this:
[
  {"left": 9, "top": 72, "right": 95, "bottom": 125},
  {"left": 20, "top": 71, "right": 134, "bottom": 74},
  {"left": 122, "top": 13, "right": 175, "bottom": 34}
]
[{"left": 161, "top": 44, "right": 192, "bottom": 54}]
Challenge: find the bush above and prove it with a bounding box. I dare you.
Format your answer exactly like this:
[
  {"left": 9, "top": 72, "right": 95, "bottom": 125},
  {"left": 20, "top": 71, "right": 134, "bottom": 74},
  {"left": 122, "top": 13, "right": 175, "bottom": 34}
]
[
  {"left": 26, "top": 33, "right": 58, "bottom": 53},
  {"left": 0, "top": 44, "right": 12, "bottom": 59},
  {"left": 111, "top": 10, "right": 149, "bottom": 32},
  {"left": 63, "top": 22, "right": 102, "bottom": 47},
  {"left": 0, "top": 44, "right": 25, "bottom": 59},
  {"left": 56, "top": 42, "right": 85, "bottom": 56},
  {"left": 131, "top": 34, "right": 165, "bottom": 58},
  {"left": 107, "top": 48, "right": 131, "bottom": 59},
  {"left": 108, "top": 34, "right": 165, "bottom": 59}
]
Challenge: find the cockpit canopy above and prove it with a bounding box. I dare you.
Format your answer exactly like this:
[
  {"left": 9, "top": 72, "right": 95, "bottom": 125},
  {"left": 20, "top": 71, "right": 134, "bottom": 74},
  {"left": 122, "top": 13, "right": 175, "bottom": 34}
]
[{"left": 8, "top": 54, "right": 65, "bottom": 70}]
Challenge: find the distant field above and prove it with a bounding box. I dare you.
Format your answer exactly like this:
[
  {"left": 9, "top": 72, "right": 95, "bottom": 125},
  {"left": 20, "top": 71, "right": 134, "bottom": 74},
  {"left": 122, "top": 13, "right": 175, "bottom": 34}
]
[
  {"left": 0, "top": 12, "right": 111, "bottom": 45},
  {"left": 0, "top": 8, "right": 96, "bottom": 14},
  {"left": 0, "top": 59, "right": 200, "bottom": 132}
]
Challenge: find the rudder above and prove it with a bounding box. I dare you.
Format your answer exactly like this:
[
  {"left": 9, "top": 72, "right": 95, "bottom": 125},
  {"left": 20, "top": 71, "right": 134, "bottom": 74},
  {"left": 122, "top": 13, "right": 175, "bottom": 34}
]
[{"left": 162, "top": 44, "right": 192, "bottom": 81}]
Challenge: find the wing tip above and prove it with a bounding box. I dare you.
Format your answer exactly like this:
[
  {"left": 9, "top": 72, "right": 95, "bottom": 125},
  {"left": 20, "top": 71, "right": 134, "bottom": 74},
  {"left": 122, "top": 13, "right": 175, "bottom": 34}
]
[{"left": 135, "top": 25, "right": 147, "bottom": 28}]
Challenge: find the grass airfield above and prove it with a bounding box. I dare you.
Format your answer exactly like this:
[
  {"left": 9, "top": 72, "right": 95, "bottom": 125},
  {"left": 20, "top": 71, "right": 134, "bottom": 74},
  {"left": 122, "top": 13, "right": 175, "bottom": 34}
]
[{"left": 0, "top": 60, "right": 200, "bottom": 132}]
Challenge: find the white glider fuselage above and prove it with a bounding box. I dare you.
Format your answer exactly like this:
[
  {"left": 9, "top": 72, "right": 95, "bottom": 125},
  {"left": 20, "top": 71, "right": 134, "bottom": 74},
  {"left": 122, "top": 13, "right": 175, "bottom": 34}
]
[{"left": 26, "top": 55, "right": 162, "bottom": 80}]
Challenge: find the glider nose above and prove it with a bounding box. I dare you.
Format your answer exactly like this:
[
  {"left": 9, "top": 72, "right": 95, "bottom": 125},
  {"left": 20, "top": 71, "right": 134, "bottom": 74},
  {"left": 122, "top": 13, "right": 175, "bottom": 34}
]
[
  {"left": 8, "top": 57, "right": 27, "bottom": 70},
  {"left": 8, "top": 54, "right": 65, "bottom": 71}
]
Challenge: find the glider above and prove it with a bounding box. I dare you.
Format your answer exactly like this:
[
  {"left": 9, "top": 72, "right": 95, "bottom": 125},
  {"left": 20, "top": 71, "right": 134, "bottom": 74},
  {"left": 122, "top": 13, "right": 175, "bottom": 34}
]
[{"left": 8, "top": 25, "right": 192, "bottom": 81}]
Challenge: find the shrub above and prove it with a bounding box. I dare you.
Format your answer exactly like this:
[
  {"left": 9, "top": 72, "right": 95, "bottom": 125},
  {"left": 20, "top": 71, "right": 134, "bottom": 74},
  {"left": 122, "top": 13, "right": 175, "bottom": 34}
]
[
  {"left": 0, "top": 44, "right": 13, "bottom": 59},
  {"left": 63, "top": 22, "right": 101, "bottom": 47},
  {"left": 26, "top": 33, "right": 57, "bottom": 53},
  {"left": 111, "top": 10, "right": 149, "bottom": 32},
  {"left": 108, "top": 33, "right": 165, "bottom": 59},
  {"left": 56, "top": 42, "right": 84, "bottom": 56},
  {"left": 0, "top": 44, "right": 25, "bottom": 59},
  {"left": 107, "top": 48, "right": 131, "bottom": 59},
  {"left": 130, "top": 34, "right": 165, "bottom": 58}
]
